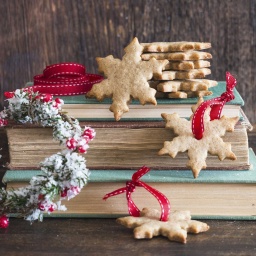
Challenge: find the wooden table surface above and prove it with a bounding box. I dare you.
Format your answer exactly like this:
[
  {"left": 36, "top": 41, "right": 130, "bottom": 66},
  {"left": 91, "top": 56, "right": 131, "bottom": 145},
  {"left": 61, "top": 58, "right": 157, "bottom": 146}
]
[{"left": 1, "top": 129, "right": 256, "bottom": 256}]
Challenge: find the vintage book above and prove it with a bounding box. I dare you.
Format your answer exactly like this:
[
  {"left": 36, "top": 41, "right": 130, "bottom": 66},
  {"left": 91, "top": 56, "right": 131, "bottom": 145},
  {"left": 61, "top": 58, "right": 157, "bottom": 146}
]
[
  {"left": 3, "top": 148, "right": 256, "bottom": 220},
  {"left": 6, "top": 121, "right": 250, "bottom": 171},
  {"left": 26, "top": 82, "right": 244, "bottom": 120},
  {"left": 62, "top": 82, "right": 243, "bottom": 120}
]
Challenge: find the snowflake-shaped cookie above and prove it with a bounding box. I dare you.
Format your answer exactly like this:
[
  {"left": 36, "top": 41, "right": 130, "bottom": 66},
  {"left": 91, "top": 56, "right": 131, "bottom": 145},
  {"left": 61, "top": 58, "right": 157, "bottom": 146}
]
[
  {"left": 117, "top": 208, "right": 209, "bottom": 243},
  {"left": 86, "top": 37, "right": 168, "bottom": 121},
  {"left": 158, "top": 99, "right": 239, "bottom": 178}
]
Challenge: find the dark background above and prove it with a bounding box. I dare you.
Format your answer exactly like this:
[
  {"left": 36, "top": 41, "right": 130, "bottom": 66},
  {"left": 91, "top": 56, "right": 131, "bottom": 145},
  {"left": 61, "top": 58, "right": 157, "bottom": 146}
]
[{"left": 1, "top": 0, "right": 255, "bottom": 123}]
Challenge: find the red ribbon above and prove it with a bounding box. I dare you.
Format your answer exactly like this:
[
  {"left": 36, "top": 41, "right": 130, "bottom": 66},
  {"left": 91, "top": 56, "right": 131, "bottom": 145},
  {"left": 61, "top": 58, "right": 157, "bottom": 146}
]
[
  {"left": 103, "top": 166, "right": 171, "bottom": 221},
  {"left": 192, "top": 72, "right": 237, "bottom": 140},
  {"left": 32, "top": 63, "right": 103, "bottom": 96}
]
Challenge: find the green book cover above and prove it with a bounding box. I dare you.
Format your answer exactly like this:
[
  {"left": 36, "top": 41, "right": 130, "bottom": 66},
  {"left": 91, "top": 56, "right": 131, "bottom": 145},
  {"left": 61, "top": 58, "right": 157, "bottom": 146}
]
[
  {"left": 26, "top": 81, "right": 244, "bottom": 106},
  {"left": 25, "top": 81, "right": 244, "bottom": 121}
]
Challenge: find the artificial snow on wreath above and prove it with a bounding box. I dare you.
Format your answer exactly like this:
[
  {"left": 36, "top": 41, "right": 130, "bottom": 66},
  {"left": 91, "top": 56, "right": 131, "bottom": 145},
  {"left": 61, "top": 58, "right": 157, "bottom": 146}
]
[{"left": 0, "top": 88, "right": 95, "bottom": 228}]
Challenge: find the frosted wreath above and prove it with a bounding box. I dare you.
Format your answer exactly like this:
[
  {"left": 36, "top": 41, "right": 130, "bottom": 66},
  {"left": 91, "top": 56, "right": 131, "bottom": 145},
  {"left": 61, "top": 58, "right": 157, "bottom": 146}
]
[{"left": 0, "top": 88, "right": 95, "bottom": 227}]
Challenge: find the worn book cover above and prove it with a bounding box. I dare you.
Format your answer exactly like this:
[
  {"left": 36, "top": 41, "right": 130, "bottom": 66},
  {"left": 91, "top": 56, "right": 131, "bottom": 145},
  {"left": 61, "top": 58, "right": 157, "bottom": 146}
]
[{"left": 6, "top": 122, "right": 249, "bottom": 170}]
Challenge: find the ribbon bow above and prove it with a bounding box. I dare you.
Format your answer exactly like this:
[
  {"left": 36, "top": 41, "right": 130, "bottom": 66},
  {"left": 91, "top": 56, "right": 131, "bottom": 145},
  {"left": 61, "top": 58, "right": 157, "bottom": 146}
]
[
  {"left": 192, "top": 72, "right": 237, "bottom": 140},
  {"left": 31, "top": 63, "right": 103, "bottom": 96},
  {"left": 103, "top": 166, "right": 171, "bottom": 221}
]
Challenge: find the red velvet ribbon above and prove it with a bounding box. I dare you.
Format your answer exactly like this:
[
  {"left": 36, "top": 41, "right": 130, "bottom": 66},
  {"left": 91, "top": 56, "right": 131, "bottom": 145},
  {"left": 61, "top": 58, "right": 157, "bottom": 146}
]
[
  {"left": 103, "top": 166, "right": 171, "bottom": 221},
  {"left": 32, "top": 63, "right": 103, "bottom": 96},
  {"left": 192, "top": 72, "right": 237, "bottom": 140}
]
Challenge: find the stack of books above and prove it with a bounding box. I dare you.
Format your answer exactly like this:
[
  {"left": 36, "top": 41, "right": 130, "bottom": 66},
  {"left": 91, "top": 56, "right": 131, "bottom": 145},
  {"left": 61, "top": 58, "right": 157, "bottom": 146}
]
[{"left": 3, "top": 81, "right": 256, "bottom": 220}]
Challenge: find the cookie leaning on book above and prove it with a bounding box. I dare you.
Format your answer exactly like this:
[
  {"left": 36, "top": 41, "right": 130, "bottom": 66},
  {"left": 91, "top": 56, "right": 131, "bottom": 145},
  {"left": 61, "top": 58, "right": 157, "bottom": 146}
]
[{"left": 159, "top": 98, "right": 239, "bottom": 178}]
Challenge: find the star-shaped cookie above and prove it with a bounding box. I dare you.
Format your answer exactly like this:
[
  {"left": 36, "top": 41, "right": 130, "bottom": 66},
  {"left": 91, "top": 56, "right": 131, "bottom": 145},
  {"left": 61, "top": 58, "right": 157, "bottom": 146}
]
[
  {"left": 86, "top": 37, "right": 168, "bottom": 121},
  {"left": 117, "top": 208, "right": 209, "bottom": 243},
  {"left": 158, "top": 98, "right": 239, "bottom": 178}
]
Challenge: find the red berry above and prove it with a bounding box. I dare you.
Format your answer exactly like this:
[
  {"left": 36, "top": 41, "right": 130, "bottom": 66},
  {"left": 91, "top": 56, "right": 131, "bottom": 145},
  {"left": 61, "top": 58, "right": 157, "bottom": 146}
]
[
  {"left": 0, "top": 215, "right": 9, "bottom": 229},
  {"left": 66, "top": 138, "right": 78, "bottom": 150},
  {"left": 48, "top": 205, "right": 55, "bottom": 212},
  {"left": 78, "top": 145, "right": 87, "bottom": 153},
  {"left": 82, "top": 128, "right": 95, "bottom": 140},
  {"left": 36, "top": 94, "right": 53, "bottom": 103},
  {"left": 38, "top": 203, "right": 45, "bottom": 211},
  {"left": 55, "top": 98, "right": 62, "bottom": 104},
  {"left": 43, "top": 94, "right": 53, "bottom": 102},
  {"left": 0, "top": 119, "right": 7, "bottom": 127},
  {"left": 4, "top": 91, "right": 15, "bottom": 99},
  {"left": 61, "top": 188, "right": 68, "bottom": 197}
]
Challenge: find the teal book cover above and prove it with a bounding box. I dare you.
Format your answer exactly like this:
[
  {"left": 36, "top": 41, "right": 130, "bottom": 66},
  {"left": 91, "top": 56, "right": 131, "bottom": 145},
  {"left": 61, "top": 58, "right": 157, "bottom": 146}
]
[{"left": 26, "top": 81, "right": 244, "bottom": 106}]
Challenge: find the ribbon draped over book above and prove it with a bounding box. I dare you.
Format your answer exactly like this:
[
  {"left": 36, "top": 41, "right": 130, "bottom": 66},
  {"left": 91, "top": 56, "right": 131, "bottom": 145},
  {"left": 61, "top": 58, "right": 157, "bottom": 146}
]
[
  {"left": 31, "top": 63, "right": 103, "bottom": 96},
  {"left": 192, "top": 72, "right": 237, "bottom": 140},
  {"left": 103, "top": 166, "right": 171, "bottom": 221}
]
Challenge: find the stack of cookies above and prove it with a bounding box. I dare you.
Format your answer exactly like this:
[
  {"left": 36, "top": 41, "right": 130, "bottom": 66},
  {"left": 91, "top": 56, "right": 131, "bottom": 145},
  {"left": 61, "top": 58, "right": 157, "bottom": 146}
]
[{"left": 140, "top": 42, "right": 217, "bottom": 98}]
